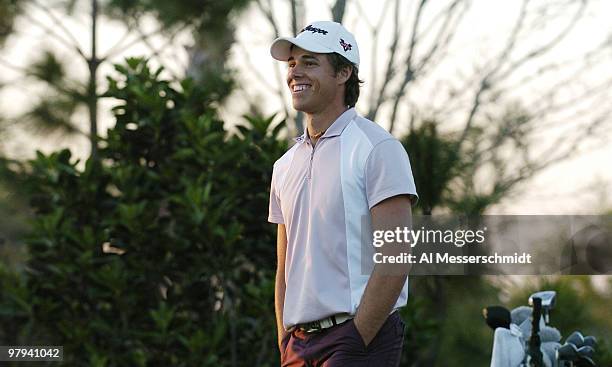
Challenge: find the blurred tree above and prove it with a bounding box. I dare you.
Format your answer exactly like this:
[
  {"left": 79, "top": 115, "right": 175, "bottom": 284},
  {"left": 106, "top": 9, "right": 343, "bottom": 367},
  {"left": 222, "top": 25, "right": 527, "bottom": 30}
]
[
  {"left": 0, "top": 58, "right": 287, "bottom": 366},
  {"left": 104, "top": 0, "right": 250, "bottom": 97},
  {"left": 0, "top": 0, "right": 251, "bottom": 160},
  {"left": 247, "top": 0, "right": 611, "bottom": 215},
  {"left": 400, "top": 119, "right": 461, "bottom": 215},
  {"left": 0, "top": 0, "right": 24, "bottom": 47}
]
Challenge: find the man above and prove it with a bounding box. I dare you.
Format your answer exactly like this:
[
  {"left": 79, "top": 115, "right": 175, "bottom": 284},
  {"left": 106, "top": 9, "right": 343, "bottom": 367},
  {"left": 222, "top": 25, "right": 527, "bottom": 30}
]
[{"left": 268, "top": 21, "right": 418, "bottom": 366}]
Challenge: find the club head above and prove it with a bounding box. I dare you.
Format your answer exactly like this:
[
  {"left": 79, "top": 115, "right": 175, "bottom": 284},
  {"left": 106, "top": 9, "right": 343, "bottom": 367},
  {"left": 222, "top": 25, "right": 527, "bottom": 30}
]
[
  {"left": 577, "top": 346, "right": 595, "bottom": 359},
  {"left": 511, "top": 306, "right": 532, "bottom": 325},
  {"left": 529, "top": 290, "right": 557, "bottom": 309},
  {"left": 540, "top": 326, "right": 562, "bottom": 343},
  {"left": 518, "top": 316, "right": 546, "bottom": 341},
  {"left": 566, "top": 331, "right": 585, "bottom": 348},
  {"left": 540, "top": 341, "right": 561, "bottom": 367},
  {"left": 556, "top": 343, "right": 579, "bottom": 361},
  {"left": 529, "top": 290, "right": 557, "bottom": 323},
  {"left": 583, "top": 336, "right": 597, "bottom": 349},
  {"left": 575, "top": 355, "right": 596, "bottom": 367},
  {"left": 541, "top": 349, "right": 554, "bottom": 367},
  {"left": 483, "top": 306, "right": 511, "bottom": 330}
]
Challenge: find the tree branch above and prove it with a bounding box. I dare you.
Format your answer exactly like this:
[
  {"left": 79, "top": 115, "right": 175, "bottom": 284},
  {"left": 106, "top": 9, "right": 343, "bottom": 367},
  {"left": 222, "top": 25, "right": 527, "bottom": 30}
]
[
  {"left": 256, "top": 0, "right": 291, "bottom": 129},
  {"left": 386, "top": 0, "right": 469, "bottom": 133},
  {"left": 256, "top": 0, "right": 281, "bottom": 38},
  {"left": 366, "top": 0, "right": 399, "bottom": 121},
  {"left": 364, "top": 0, "right": 394, "bottom": 112},
  {"left": 390, "top": 0, "right": 467, "bottom": 133},
  {"left": 493, "top": 0, "right": 588, "bottom": 85},
  {"left": 0, "top": 58, "right": 28, "bottom": 73},
  {"left": 99, "top": 18, "right": 137, "bottom": 61},
  {"left": 415, "top": 0, "right": 467, "bottom": 73},
  {"left": 30, "top": 0, "right": 86, "bottom": 58},
  {"left": 130, "top": 19, "right": 185, "bottom": 80},
  {"left": 290, "top": 0, "right": 304, "bottom": 34},
  {"left": 236, "top": 42, "right": 282, "bottom": 93},
  {"left": 385, "top": 0, "right": 428, "bottom": 133},
  {"left": 20, "top": 11, "right": 86, "bottom": 60},
  {"left": 331, "top": 0, "right": 348, "bottom": 23},
  {"left": 101, "top": 24, "right": 168, "bottom": 61},
  {"left": 454, "top": 0, "right": 530, "bottom": 151}
]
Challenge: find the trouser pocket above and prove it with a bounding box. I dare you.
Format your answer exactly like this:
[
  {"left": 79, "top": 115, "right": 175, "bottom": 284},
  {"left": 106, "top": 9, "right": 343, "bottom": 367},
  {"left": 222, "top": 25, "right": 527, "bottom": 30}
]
[{"left": 348, "top": 319, "right": 368, "bottom": 353}]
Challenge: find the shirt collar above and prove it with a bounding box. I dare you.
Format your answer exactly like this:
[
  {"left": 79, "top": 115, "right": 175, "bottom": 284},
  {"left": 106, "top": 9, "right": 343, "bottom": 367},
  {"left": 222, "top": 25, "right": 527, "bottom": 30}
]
[{"left": 292, "top": 108, "right": 357, "bottom": 143}]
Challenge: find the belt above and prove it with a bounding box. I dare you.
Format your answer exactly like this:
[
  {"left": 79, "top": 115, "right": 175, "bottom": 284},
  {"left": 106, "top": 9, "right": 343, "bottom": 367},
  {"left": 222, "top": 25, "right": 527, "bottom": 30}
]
[{"left": 294, "top": 313, "right": 353, "bottom": 333}]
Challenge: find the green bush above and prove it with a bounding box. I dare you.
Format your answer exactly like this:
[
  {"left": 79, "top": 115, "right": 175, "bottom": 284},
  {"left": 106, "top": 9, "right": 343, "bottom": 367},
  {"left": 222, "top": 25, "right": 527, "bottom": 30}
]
[{"left": 0, "top": 58, "right": 286, "bottom": 366}]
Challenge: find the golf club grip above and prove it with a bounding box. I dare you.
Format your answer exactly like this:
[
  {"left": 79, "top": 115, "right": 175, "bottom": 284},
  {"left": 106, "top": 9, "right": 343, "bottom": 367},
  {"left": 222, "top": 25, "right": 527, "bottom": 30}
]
[{"left": 529, "top": 297, "right": 544, "bottom": 367}]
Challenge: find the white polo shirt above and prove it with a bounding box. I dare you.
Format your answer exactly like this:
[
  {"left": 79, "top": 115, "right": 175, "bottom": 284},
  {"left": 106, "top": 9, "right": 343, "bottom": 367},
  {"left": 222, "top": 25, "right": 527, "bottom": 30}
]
[{"left": 268, "top": 108, "right": 418, "bottom": 329}]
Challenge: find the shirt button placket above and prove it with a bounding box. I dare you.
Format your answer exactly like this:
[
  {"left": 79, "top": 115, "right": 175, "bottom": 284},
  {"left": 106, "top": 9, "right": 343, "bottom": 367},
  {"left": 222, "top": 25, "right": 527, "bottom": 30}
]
[{"left": 307, "top": 142, "right": 314, "bottom": 180}]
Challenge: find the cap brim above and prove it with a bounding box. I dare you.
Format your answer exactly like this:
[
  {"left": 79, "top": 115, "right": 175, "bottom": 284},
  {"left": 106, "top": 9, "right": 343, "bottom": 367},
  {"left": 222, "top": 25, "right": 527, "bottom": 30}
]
[{"left": 270, "top": 37, "right": 334, "bottom": 62}]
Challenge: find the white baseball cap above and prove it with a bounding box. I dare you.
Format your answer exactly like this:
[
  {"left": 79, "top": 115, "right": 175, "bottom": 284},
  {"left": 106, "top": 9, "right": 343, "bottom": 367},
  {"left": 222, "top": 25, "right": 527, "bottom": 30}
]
[{"left": 270, "top": 21, "right": 360, "bottom": 68}]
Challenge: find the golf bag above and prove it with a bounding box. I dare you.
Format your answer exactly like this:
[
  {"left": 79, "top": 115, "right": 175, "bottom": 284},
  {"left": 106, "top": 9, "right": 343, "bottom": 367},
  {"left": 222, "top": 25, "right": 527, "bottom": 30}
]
[{"left": 485, "top": 290, "right": 599, "bottom": 367}]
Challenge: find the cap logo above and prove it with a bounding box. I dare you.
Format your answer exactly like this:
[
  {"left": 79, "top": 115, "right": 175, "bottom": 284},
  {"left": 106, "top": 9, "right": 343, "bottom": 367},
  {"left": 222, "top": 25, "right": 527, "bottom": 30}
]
[
  {"left": 339, "top": 38, "right": 352, "bottom": 52},
  {"left": 301, "top": 25, "right": 328, "bottom": 35}
]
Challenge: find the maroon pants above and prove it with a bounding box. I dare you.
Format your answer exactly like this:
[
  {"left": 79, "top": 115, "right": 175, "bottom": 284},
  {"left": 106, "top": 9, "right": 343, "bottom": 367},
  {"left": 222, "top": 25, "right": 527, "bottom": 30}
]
[{"left": 280, "top": 311, "right": 405, "bottom": 367}]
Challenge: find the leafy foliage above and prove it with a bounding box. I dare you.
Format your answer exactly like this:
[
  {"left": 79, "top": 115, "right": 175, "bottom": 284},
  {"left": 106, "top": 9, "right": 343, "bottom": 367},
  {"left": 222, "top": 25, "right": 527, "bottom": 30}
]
[
  {"left": 0, "top": 0, "right": 23, "bottom": 46},
  {"left": 401, "top": 120, "right": 462, "bottom": 215},
  {"left": 0, "top": 58, "right": 286, "bottom": 366},
  {"left": 105, "top": 0, "right": 250, "bottom": 32}
]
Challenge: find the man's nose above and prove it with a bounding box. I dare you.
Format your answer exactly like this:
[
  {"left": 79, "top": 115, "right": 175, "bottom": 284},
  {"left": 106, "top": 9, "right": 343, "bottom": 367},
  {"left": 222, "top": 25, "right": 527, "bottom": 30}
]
[{"left": 288, "top": 64, "right": 304, "bottom": 80}]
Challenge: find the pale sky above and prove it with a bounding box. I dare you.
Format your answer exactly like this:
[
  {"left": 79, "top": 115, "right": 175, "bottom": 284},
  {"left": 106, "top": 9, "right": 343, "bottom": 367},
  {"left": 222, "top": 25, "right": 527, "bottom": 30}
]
[
  {"left": 1, "top": 0, "right": 611, "bottom": 215},
  {"left": 232, "top": 0, "right": 612, "bottom": 215}
]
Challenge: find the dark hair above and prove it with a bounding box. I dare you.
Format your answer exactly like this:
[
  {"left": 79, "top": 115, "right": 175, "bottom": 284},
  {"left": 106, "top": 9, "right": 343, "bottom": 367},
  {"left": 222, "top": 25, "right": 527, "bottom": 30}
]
[{"left": 326, "top": 53, "right": 364, "bottom": 108}]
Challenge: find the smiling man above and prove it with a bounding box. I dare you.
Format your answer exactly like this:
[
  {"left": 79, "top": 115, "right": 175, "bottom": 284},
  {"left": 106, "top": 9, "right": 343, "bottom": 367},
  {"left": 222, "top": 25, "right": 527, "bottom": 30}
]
[{"left": 268, "top": 21, "right": 418, "bottom": 366}]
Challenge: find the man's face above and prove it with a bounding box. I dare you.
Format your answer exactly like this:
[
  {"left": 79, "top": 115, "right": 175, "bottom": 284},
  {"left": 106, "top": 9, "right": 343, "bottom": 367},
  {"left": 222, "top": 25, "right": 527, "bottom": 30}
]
[{"left": 286, "top": 47, "right": 342, "bottom": 114}]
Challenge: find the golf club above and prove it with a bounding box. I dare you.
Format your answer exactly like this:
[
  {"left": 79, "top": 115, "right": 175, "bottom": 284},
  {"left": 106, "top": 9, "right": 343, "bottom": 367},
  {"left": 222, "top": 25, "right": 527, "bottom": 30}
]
[
  {"left": 486, "top": 290, "right": 601, "bottom": 367},
  {"left": 540, "top": 326, "right": 562, "bottom": 343},
  {"left": 556, "top": 344, "right": 597, "bottom": 367},
  {"left": 576, "top": 346, "right": 594, "bottom": 359},
  {"left": 512, "top": 306, "right": 532, "bottom": 326},
  {"left": 566, "top": 331, "right": 585, "bottom": 348},
  {"left": 575, "top": 356, "right": 596, "bottom": 367},
  {"left": 556, "top": 343, "right": 579, "bottom": 362},
  {"left": 583, "top": 336, "right": 597, "bottom": 349},
  {"left": 529, "top": 291, "right": 556, "bottom": 324},
  {"left": 528, "top": 297, "right": 544, "bottom": 367},
  {"left": 540, "top": 341, "right": 561, "bottom": 367}
]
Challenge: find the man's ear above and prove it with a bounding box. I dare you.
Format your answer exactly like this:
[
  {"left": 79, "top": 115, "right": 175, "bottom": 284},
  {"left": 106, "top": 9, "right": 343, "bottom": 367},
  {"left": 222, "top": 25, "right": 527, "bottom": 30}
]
[{"left": 337, "top": 65, "right": 352, "bottom": 85}]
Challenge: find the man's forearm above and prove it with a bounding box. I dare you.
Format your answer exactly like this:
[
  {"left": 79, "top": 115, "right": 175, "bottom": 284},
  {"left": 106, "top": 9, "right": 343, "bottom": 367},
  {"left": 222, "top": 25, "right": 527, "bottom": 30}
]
[
  {"left": 354, "top": 194, "right": 412, "bottom": 346},
  {"left": 275, "top": 224, "right": 289, "bottom": 351},
  {"left": 353, "top": 269, "right": 407, "bottom": 345},
  {"left": 275, "top": 270, "right": 287, "bottom": 349}
]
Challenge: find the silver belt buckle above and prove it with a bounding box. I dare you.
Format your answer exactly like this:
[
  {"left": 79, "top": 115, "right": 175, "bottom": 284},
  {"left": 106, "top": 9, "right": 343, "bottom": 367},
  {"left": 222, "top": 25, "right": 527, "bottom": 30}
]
[
  {"left": 300, "top": 314, "right": 352, "bottom": 333},
  {"left": 310, "top": 320, "right": 322, "bottom": 332}
]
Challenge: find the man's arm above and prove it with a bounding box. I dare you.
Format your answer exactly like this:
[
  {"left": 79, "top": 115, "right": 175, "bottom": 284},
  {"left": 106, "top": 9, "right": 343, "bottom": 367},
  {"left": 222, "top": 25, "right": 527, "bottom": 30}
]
[
  {"left": 275, "top": 224, "right": 289, "bottom": 351},
  {"left": 353, "top": 194, "right": 413, "bottom": 346}
]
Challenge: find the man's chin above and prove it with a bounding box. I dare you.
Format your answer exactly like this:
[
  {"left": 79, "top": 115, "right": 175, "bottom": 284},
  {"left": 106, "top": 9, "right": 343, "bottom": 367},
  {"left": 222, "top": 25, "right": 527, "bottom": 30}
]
[{"left": 291, "top": 102, "right": 308, "bottom": 113}]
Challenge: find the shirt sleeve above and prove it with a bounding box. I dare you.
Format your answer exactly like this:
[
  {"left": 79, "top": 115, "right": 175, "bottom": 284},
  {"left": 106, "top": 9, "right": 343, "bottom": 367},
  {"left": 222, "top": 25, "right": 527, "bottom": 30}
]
[
  {"left": 365, "top": 138, "right": 418, "bottom": 210},
  {"left": 268, "top": 165, "right": 284, "bottom": 224}
]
